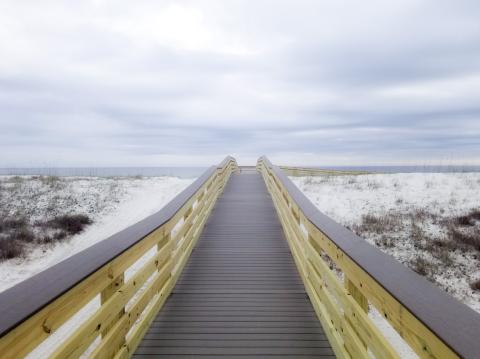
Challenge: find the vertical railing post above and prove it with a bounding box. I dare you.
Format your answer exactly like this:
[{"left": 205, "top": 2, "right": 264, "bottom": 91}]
[
  {"left": 344, "top": 276, "right": 369, "bottom": 352},
  {"left": 183, "top": 206, "right": 193, "bottom": 237},
  {"left": 184, "top": 206, "right": 193, "bottom": 221},
  {"left": 160, "top": 231, "right": 171, "bottom": 254},
  {"left": 100, "top": 273, "right": 125, "bottom": 351},
  {"left": 344, "top": 278, "right": 369, "bottom": 313}
]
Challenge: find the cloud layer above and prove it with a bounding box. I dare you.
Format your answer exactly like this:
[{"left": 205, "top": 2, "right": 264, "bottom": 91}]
[{"left": 1, "top": 0, "right": 479, "bottom": 166}]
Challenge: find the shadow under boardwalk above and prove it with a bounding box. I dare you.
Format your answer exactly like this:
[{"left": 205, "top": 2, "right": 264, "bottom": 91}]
[{"left": 134, "top": 173, "right": 335, "bottom": 358}]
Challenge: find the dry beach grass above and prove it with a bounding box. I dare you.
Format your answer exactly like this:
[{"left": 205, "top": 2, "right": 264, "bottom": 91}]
[
  {"left": 0, "top": 175, "right": 130, "bottom": 260},
  {"left": 292, "top": 172, "right": 480, "bottom": 313}
]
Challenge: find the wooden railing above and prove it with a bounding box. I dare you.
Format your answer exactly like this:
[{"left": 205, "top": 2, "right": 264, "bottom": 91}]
[
  {"left": 258, "top": 156, "right": 480, "bottom": 359},
  {"left": 280, "top": 165, "right": 370, "bottom": 176},
  {"left": 0, "top": 156, "right": 237, "bottom": 359}
]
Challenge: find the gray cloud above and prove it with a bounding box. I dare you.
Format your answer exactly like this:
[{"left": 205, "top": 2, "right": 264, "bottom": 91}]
[{"left": 0, "top": 0, "right": 479, "bottom": 166}]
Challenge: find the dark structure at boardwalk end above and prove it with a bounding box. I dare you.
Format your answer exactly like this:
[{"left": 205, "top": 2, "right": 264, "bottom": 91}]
[{"left": 0, "top": 156, "right": 479, "bottom": 359}]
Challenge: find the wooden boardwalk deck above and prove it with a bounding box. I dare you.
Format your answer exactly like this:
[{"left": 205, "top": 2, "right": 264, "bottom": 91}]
[
  {"left": 134, "top": 172, "right": 334, "bottom": 358},
  {"left": 2, "top": 158, "right": 480, "bottom": 359}
]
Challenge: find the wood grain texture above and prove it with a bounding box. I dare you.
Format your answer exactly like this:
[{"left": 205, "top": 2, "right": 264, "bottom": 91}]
[
  {"left": 0, "top": 157, "right": 236, "bottom": 359},
  {"left": 134, "top": 173, "right": 334, "bottom": 358},
  {"left": 259, "top": 157, "right": 480, "bottom": 359}
]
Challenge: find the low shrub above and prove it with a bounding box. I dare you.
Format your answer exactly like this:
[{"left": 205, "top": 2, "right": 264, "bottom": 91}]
[
  {"left": 410, "top": 256, "right": 435, "bottom": 277},
  {"left": 10, "top": 227, "right": 35, "bottom": 242},
  {"left": 0, "top": 217, "right": 28, "bottom": 232},
  {"left": 0, "top": 239, "right": 25, "bottom": 260},
  {"left": 436, "top": 247, "right": 453, "bottom": 266},
  {"left": 448, "top": 228, "right": 480, "bottom": 251},
  {"left": 48, "top": 214, "right": 92, "bottom": 235},
  {"left": 375, "top": 235, "right": 394, "bottom": 248},
  {"left": 355, "top": 212, "right": 402, "bottom": 235},
  {"left": 0, "top": 213, "right": 93, "bottom": 261},
  {"left": 470, "top": 279, "right": 480, "bottom": 291},
  {"left": 451, "top": 209, "right": 480, "bottom": 227},
  {"left": 53, "top": 231, "right": 68, "bottom": 241},
  {"left": 456, "top": 215, "right": 475, "bottom": 226},
  {"left": 0, "top": 217, "right": 34, "bottom": 243},
  {"left": 411, "top": 207, "right": 434, "bottom": 222},
  {"left": 410, "top": 221, "right": 425, "bottom": 245}
]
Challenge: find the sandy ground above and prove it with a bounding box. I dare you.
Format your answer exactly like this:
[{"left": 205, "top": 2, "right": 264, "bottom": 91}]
[
  {"left": 0, "top": 175, "right": 194, "bottom": 358},
  {"left": 292, "top": 172, "right": 480, "bottom": 358},
  {"left": 2, "top": 173, "right": 478, "bottom": 358},
  {"left": 0, "top": 176, "right": 193, "bottom": 291}
]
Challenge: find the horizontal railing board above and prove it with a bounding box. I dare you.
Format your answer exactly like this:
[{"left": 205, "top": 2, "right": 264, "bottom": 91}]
[
  {"left": 217, "top": 156, "right": 236, "bottom": 169},
  {"left": 261, "top": 156, "right": 480, "bottom": 359},
  {"left": 134, "top": 173, "right": 333, "bottom": 358},
  {"left": 0, "top": 157, "right": 234, "bottom": 337}
]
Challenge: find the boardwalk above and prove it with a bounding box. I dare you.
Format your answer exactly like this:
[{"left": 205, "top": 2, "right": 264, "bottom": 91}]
[
  {"left": 134, "top": 172, "right": 335, "bottom": 358},
  {"left": 2, "top": 158, "right": 479, "bottom": 359}
]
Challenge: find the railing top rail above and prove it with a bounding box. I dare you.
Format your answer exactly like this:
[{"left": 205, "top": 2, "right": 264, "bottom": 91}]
[
  {"left": 217, "top": 155, "right": 236, "bottom": 169},
  {"left": 0, "top": 156, "right": 236, "bottom": 337},
  {"left": 259, "top": 156, "right": 480, "bottom": 359}
]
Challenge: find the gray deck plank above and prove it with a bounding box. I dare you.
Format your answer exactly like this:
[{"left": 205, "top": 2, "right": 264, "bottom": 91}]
[{"left": 134, "top": 173, "right": 334, "bottom": 358}]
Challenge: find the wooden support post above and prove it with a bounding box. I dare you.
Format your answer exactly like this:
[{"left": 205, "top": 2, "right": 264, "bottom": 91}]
[
  {"left": 345, "top": 278, "right": 368, "bottom": 313},
  {"left": 184, "top": 206, "right": 193, "bottom": 220},
  {"left": 100, "top": 273, "right": 125, "bottom": 344},
  {"left": 344, "top": 276, "right": 369, "bottom": 352},
  {"left": 159, "top": 232, "right": 170, "bottom": 251},
  {"left": 162, "top": 232, "right": 172, "bottom": 282}
]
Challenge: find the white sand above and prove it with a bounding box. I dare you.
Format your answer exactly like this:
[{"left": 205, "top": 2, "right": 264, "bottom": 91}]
[
  {"left": 292, "top": 172, "right": 480, "bottom": 359},
  {"left": 0, "top": 176, "right": 193, "bottom": 291}
]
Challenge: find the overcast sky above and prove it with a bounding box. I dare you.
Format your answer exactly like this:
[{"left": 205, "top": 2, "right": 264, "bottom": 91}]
[{"left": 1, "top": 1, "right": 480, "bottom": 166}]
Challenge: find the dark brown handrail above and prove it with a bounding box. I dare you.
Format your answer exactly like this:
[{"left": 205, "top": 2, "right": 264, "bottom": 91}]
[
  {"left": 260, "top": 156, "right": 480, "bottom": 359},
  {"left": 0, "top": 156, "right": 236, "bottom": 337}
]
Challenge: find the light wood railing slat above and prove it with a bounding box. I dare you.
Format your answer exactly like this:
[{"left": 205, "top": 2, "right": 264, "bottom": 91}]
[
  {"left": 50, "top": 236, "right": 172, "bottom": 358},
  {"left": 260, "top": 159, "right": 404, "bottom": 358},
  {"left": 258, "top": 156, "right": 480, "bottom": 359},
  {"left": 0, "top": 156, "right": 237, "bottom": 359}
]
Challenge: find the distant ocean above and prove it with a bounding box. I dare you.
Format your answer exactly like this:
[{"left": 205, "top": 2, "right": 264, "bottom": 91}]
[
  {"left": 0, "top": 165, "right": 479, "bottom": 178},
  {"left": 319, "top": 165, "right": 480, "bottom": 173},
  {"left": 0, "top": 167, "right": 208, "bottom": 178}
]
